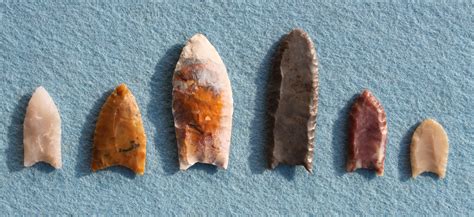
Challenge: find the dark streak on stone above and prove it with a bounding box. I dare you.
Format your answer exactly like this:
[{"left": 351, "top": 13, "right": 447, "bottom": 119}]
[{"left": 119, "top": 143, "right": 140, "bottom": 153}]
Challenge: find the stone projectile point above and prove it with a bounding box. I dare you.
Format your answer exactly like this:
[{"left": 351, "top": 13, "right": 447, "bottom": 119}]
[
  {"left": 91, "top": 84, "right": 146, "bottom": 175},
  {"left": 24, "top": 86, "right": 62, "bottom": 169},
  {"left": 346, "top": 89, "right": 387, "bottom": 176},
  {"left": 268, "top": 29, "right": 319, "bottom": 172},
  {"left": 172, "top": 34, "right": 233, "bottom": 170},
  {"left": 411, "top": 119, "right": 449, "bottom": 178}
]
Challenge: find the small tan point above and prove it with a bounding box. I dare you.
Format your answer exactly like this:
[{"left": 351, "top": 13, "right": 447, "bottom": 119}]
[{"left": 410, "top": 119, "right": 449, "bottom": 178}]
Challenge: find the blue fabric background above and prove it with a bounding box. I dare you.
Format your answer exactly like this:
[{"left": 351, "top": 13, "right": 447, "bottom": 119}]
[{"left": 0, "top": 1, "right": 472, "bottom": 215}]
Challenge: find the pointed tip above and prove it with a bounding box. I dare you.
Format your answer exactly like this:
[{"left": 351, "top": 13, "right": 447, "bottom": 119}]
[
  {"left": 32, "top": 86, "right": 48, "bottom": 96},
  {"left": 423, "top": 118, "right": 440, "bottom": 126},
  {"left": 178, "top": 33, "right": 224, "bottom": 69},
  {"left": 190, "top": 33, "right": 208, "bottom": 41},
  {"left": 187, "top": 33, "right": 212, "bottom": 48},
  {"left": 421, "top": 118, "right": 447, "bottom": 133},
  {"left": 185, "top": 33, "right": 216, "bottom": 52},
  {"left": 30, "top": 86, "right": 58, "bottom": 110},
  {"left": 114, "top": 83, "right": 129, "bottom": 96},
  {"left": 289, "top": 28, "right": 307, "bottom": 35},
  {"left": 286, "top": 28, "right": 313, "bottom": 44},
  {"left": 35, "top": 85, "right": 46, "bottom": 91},
  {"left": 116, "top": 83, "right": 128, "bottom": 90},
  {"left": 361, "top": 89, "right": 372, "bottom": 96}
]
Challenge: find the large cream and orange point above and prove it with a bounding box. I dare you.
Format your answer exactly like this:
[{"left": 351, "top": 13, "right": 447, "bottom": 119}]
[
  {"left": 91, "top": 83, "right": 146, "bottom": 175},
  {"left": 172, "top": 34, "right": 233, "bottom": 170}
]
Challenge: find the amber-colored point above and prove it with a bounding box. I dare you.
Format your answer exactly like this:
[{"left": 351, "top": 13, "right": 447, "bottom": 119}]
[
  {"left": 91, "top": 83, "right": 147, "bottom": 175},
  {"left": 115, "top": 83, "right": 128, "bottom": 96}
]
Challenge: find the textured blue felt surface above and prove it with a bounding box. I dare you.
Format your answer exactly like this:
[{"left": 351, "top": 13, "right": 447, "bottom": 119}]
[{"left": 0, "top": 1, "right": 473, "bottom": 215}]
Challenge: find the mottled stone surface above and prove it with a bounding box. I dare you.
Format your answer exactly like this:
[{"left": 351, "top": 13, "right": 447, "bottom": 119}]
[
  {"left": 23, "top": 86, "right": 62, "bottom": 169},
  {"left": 91, "top": 84, "right": 147, "bottom": 175},
  {"left": 411, "top": 119, "right": 449, "bottom": 178},
  {"left": 347, "top": 90, "right": 387, "bottom": 176},
  {"left": 172, "top": 34, "right": 233, "bottom": 170},
  {"left": 268, "top": 29, "right": 319, "bottom": 172}
]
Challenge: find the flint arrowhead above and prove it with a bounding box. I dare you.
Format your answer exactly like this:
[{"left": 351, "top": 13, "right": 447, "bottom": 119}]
[
  {"left": 23, "top": 86, "right": 62, "bottom": 169},
  {"left": 411, "top": 119, "right": 449, "bottom": 178},
  {"left": 268, "top": 29, "right": 319, "bottom": 172},
  {"left": 91, "top": 84, "right": 147, "bottom": 175},
  {"left": 172, "top": 34, "right": 233, "bottom": 170},
  {"left": 346, "top": 89, "right": 388, "bottom": 176}
]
